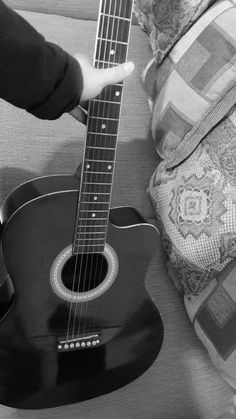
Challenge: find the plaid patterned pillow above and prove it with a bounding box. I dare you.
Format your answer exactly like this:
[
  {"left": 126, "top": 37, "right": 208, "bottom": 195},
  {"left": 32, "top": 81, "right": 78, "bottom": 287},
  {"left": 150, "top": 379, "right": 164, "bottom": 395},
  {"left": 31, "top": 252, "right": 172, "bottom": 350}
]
[{"left": 143, "top": 0, "right": 236, "bottom": 168}]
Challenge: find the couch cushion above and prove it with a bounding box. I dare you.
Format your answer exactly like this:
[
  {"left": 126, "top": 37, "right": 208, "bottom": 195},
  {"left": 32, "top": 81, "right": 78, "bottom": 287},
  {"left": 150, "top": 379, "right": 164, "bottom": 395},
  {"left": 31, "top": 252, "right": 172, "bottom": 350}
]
[
  {"left": 4, "top": 0, "right": 103, "bottom": 20},
  {"left": 4, "top": 0, "right": 138, "bottom": 23},
  {"left": 0, "top": 10, "right": 157, "bottom": 219}
]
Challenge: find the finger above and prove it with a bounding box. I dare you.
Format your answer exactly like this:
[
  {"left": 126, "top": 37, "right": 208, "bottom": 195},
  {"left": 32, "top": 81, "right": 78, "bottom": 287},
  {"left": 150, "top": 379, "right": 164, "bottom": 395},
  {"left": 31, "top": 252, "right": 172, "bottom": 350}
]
[{"left": 99, "top": 61, "right": 135, "bottom": 87}]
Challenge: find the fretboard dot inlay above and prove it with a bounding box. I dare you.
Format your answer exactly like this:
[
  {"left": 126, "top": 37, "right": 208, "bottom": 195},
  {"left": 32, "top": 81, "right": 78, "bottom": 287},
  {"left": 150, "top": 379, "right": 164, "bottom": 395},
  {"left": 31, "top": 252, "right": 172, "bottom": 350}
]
[
  {"left": 110, "top": 49, "right": 115, "bottom": 55},
  {"left": 108, "top": 165, "right": 112, "bottom": 170},
  {"left": 94, "top": 196, "right": 98, "bottom": 201},
  {"left": 86, "top": 164, "right": 91, "bottom": 169},
  {"left": 115, "top": 91, "right": 120, "bottom": 96},
  {"left": 102, "top": 124, "right": 106, "bottom": 130},
  {"left": 92, "top": 213, "right": 96, "bottom": 218}
]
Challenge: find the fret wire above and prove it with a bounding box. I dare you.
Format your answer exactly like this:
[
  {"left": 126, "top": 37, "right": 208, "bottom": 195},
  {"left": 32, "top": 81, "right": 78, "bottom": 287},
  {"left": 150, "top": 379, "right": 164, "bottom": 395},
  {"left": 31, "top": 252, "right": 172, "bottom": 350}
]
[
  {"left": 80, "top": 201, "right": 109, "bottom": 205},
  {"left": 90, "top": 102, "right": 121, "bottom": 119},
  {"left": 87, "top": 134, "right": 117, "bottom": 148},
  {"left": 84, "top": 173, "right": 113, "bottom": 176},
  {"left": 85, "top": 159, "right": 114, "bottom": 163},
  {"left": 88, "top": 116, "right": 119, "bottom": 121},
  {"left": 75, "top": 237, "right": 105, "bottom": 240},
  {"left": 78, "top": 218, "right": 108, "bottom": 220},
  {"left": 98, "top": 11, "right": 130, "bottom": 43},
  {"left": 95, "top": 60, "right": 121, "bottom": 66},
  {"left": 81, "top": 192, "right": 110, "bottom": 195},
  {"left": 75, "top": 225, "right": 107, "bottom": 228},
  {"left": 93, "top": 99, "right": 120, "bottom": 104},
  {"left": 98, "top": 37, "right": 128, "bottom": 45},
  {"left": 85, "top": 147, "right": 116, "bottom": 151},
  {"left": 79, "top": 210, "right": 109, "bottom": 212},
  {"left": 76, "top": 240, "right": 105, "bottom": 244},
  {"left": 83, "top": 182, "right": 112, "bottom": 185},
  {"left": 84, "top": 175, "right": 113, "bottom": 183},
  {"left": 74, "top": 0, "right": 133, "bottom": 244},
  {"left": 84, "top": 174, "right": 113, "bottom": 179},
  {"left": 100, "top": 0, "right": 133, "bottom": 18},
  {"left": 96, "top": 40, "right": 127, "bottom": 63},
  {"left": 100, "top": 13, "right": 130, "bottom": 21},
  {"left": 75, "top": 244, "right": 104, "bottom": 247},
  {"left": 75, "top": 232, "right": 105, "bottom": 235},
  {"left": 87, "top": 132, "right": 117, "bottom": 137}
]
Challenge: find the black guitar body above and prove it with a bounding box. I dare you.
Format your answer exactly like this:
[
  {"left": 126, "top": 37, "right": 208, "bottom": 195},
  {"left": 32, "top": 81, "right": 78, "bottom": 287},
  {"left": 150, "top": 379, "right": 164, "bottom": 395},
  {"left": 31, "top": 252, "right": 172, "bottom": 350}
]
[{"left": 0, "top": 174, "right": 164, "bottom": 409}]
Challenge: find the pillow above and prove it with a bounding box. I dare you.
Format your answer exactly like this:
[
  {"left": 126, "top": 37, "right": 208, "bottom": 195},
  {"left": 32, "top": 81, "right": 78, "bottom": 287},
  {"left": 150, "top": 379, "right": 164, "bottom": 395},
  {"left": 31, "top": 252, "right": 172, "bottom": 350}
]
[
  {"left": 185, "top": 257, "right": 236, "bottom": 390},
  {"left": 142, "top": 0, "right": 236, "bottom": 168},
  {"left": 133, "top": 0, "right": 217, "bottom": 64},
  {"left": 145, "top": 0, "right": 236, "bottom": 390}
]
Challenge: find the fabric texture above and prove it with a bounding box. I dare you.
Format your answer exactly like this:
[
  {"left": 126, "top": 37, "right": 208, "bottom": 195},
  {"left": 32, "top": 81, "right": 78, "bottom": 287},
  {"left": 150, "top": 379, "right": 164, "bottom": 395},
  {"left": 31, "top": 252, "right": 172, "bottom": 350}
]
[
  {"left": 133, "top": 0, "right": 217, "bottom": 64},
  {"left": 0, "top": 0, "right": 83, "bottom": 119},
  {"left": 144, "top": 0, "right": 236, "bottom": 297},
  {"left": 185, "top": 258, "right": 236, "bottom": 389},
  {"left": 5, "top": 0, "right": 139, "bottom": 23},
  {"left": 141, "top": 0, "right": 236, "bottom": 390},
  {"left": 142, "top": 0, "right": 236, "bottom": 168},
  {"left": 149, "top": 106, "right": 236, "bottom": 298}
]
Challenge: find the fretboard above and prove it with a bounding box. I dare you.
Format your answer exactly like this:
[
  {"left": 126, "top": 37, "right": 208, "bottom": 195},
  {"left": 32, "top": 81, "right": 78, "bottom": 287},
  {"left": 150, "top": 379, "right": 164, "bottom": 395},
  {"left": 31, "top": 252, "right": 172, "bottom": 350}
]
[{"left": 73, "top": 0, "right": 133, "bottom": 254}]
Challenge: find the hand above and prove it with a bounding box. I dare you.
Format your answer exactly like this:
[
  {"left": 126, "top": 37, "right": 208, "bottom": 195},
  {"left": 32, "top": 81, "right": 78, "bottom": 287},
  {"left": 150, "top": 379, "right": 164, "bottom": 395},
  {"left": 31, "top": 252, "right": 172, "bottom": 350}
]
[{"left": 69, "top": 54, "right": 135, "bottom": 123}]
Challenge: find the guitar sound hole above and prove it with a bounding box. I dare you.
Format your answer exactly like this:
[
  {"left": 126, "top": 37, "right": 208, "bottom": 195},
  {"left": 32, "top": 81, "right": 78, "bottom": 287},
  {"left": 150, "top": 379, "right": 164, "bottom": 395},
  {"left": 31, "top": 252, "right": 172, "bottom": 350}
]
[{"left": 61, "top": 253, "right": 108, "bottom": 293}]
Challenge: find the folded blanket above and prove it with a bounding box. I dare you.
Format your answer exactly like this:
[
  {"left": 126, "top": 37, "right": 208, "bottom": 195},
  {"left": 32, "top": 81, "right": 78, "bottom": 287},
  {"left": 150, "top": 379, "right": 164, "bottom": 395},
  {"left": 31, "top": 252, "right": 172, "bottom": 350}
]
[{"left": 138, "top": 0, "right": 236, "bottom": 389}]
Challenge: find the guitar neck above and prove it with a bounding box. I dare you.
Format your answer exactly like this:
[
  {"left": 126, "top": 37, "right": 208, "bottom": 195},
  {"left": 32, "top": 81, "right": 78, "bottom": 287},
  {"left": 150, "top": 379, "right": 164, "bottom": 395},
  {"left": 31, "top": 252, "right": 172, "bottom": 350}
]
[{"left": 73, "top": 0, "right": 134, "bottom": 254}]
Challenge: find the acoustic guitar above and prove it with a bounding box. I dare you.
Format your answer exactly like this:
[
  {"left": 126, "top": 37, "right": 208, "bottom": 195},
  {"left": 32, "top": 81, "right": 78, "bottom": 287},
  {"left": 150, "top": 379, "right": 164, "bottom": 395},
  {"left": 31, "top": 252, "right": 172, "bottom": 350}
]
[{"left": 0, "top": 0, "right": 164, "bottom": 409}]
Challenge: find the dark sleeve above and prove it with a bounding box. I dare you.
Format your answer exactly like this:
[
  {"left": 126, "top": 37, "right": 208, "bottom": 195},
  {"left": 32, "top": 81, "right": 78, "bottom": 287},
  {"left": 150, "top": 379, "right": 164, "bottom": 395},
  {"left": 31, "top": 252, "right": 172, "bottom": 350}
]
[{"left": 0, "top": 0, "right": 83, "bottom": 120}]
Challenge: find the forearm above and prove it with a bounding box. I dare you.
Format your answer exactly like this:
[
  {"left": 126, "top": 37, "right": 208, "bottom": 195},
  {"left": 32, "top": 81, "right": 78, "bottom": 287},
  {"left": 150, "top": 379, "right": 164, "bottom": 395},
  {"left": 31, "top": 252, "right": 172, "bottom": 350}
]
[{"left": 0, "top": 0, "right": 83, "bottom": 119}]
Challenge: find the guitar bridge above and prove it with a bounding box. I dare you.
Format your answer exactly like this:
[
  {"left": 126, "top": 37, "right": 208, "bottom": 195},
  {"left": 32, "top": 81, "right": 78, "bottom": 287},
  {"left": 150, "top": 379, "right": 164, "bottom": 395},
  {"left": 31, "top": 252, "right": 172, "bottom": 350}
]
[
  {"left": 57, "top": 326, "right": 122, "bottom": 352},
  {"left": 57, "top": 334, "right": 100, "bottom": 352}
]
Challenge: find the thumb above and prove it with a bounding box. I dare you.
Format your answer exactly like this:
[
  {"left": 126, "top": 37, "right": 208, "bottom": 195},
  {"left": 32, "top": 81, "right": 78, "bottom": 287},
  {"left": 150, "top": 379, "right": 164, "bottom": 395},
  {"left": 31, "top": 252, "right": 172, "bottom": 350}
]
[{"left": 99, "top": 61, "right": 135, "bottom": 87}]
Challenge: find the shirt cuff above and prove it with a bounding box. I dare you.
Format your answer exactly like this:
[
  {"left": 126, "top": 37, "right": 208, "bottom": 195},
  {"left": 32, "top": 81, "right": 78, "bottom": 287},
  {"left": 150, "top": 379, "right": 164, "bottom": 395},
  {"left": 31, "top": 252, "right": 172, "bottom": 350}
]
[{"left": 29, "top": 49, "right": 83, "bottom": 120}]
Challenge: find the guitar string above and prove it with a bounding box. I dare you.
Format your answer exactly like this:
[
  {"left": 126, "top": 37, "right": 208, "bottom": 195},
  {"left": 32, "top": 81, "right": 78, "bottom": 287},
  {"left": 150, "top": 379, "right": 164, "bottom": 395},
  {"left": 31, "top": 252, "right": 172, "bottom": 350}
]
[
  {"left": 82, "top": 0, "right": 122, "bottom": 337},
  {"left": 66, "top": 0, "right": 105, "bottom": 341},
  {"left": 81, "top": 0, "right": 133, "bottom": 337},
  {"left": 79, "top": 0, "right": 122, "bottom": 338},
  {"left": 77, "top": 0, "right": 133, "bottom": 340},
  {"left": 78, "top": 0, "right": 111, "bottom": 338},
  {"left": 85, "top": 0, "right": 130, "bottom": 336},
  {"left": 78, "top": 0, "right": 114, "bottom": 338},
  {"left": 74, "top": 0, "right": 116, "bottom": 340},
  {"left": 66, "top": 0, "right": 133, "bottom": 343},
  {"left": 71, "top": 0, "right": 106, "bottom": 341}
]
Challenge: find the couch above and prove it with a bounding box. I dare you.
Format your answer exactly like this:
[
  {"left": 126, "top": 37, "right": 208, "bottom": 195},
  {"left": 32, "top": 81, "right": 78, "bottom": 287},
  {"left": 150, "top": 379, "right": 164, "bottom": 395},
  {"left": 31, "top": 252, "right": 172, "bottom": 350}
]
[{"left": 0, "top": 1, "right": 234, "bottom": 418}]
